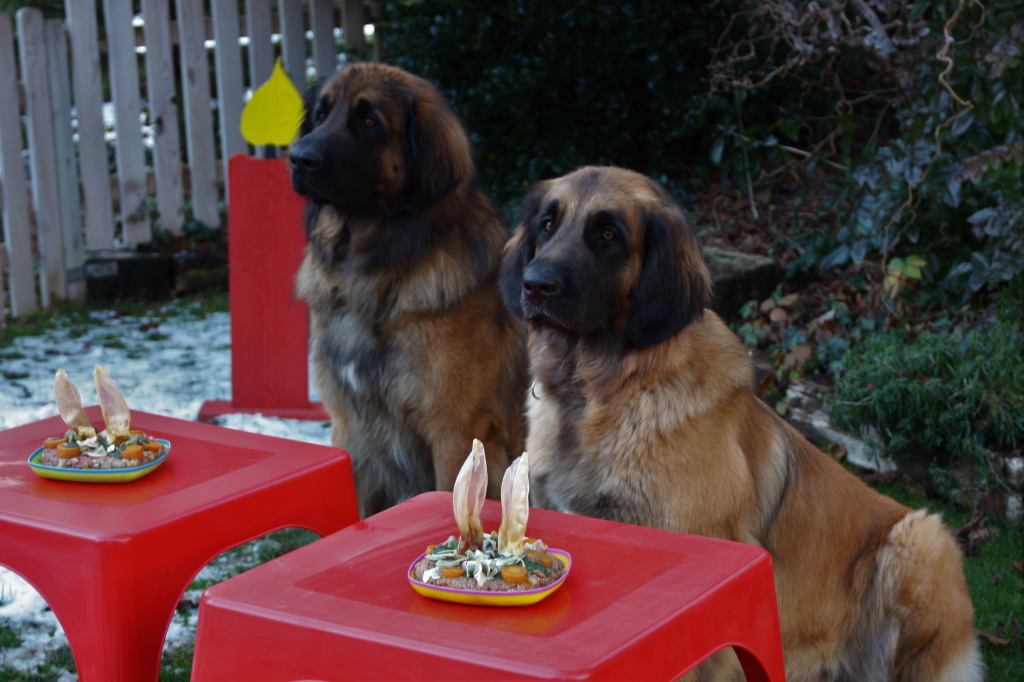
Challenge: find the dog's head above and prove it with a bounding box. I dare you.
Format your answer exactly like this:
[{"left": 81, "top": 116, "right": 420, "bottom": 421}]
[
  {"left": 289, "top": 62, "right": 473, "bottom": 216},
  {"left": 500, "top": 166, "right": 711, "bottom": 350}
]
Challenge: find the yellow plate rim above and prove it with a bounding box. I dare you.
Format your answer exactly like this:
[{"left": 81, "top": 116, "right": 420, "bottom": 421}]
[
  {"left": 408, "top": 548, "right": 571, "bottom": 607},
  {"left": 27, "top": 439, "right": 171, "bottom": 483}
]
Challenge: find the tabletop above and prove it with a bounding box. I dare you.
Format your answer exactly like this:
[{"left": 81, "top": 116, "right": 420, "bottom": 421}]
[
  {"left": 0, "top": 405, "right": 345, "bottom": 535},
  {"left": 194, "top": 491, "right": 783, "bottom": 680}
]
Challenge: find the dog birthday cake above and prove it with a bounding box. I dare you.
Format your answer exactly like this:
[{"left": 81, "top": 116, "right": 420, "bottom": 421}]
[
  {"left": 38, "top": 366, "right": 168, "bottom": 469},
  {"left": 410, "top": 440, "right": 566, "bottom": 592}
]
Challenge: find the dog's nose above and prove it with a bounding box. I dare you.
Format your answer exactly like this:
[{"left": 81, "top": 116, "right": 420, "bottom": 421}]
[
  {"left": 289, "top": 147, "right": 322, "bottom": 174},
  {"left": 522, "top": 263, "right": 560, "bottom": 301}
]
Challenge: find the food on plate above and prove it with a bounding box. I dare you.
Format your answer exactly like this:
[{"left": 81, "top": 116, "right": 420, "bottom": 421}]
[
  {"left": 39, "top": 366, "right": 168, "bottom": 470},
  {"left": 410, "top": 440, "right": 566, "bottom": 592}
]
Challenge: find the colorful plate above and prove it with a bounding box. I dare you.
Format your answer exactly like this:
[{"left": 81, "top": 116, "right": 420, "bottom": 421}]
[
  {"left": 408, "top": 549, "right": 571, "bottom": 607},
  {"left": 27, "top": 440, "right": 170, "bottom": 483}
]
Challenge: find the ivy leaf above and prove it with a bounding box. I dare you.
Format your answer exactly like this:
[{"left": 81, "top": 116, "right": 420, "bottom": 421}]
[
  {"left": 710, "top": 137, "right": 725, "bottom": 166},
  {"left": 819, "top": 244, "right": 851, "bottom": 271},
  {"left": 776, "top": 118, "right": 799, "bottom": 141},
  {"left": 904, "top": 255, "right": 928, "bottom": 280}
]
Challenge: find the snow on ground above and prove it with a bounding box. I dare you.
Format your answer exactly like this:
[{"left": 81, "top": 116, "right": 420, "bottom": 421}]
[{"left": 0, "top": 299, "right": 332, "bottom": 677}]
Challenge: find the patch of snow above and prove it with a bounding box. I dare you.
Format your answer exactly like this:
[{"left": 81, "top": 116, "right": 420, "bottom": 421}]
[{"left": 0, "top": 299, "right": 332, "bottom": 677}]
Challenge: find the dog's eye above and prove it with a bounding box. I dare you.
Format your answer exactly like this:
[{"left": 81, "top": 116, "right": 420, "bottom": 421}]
[
  {"left": 363, "top": 117, "right": 376, "bottom": 129},
  {"left": 541, "top": 219, "right": 553, "bottom": 232},
  {"left": 601, "top": 229, "right": 616, "bottom": 241},
  {"left": 314, "top": 109, "right": 326, "bottom": 124}
]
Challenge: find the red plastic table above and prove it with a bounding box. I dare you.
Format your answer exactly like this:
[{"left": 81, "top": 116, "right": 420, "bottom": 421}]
[
  {"left": 0, "top": 406, "right": 359, "bottom": 682},
  {"left": 191, "top": 491, "right": 785, "bottom": 681}
]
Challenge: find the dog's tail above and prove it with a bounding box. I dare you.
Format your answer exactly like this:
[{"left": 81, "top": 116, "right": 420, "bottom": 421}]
[{"left": 874, "top": 509, "right": 984, "bottom": 682}]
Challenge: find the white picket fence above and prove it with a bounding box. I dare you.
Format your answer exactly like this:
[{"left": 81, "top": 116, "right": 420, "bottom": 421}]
[{"left": 0, "top": 0, "right": 371, "bottom": 319}]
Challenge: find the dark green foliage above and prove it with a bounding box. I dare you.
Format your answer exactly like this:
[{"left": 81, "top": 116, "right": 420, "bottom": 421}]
[
  {"left": 0, "top": 1, "right": 63, "bottom": 18},
  {"left": 375, "top": 1, "right": 733, "bottom": 208},
  {"left": 829, "top": 318, "right": 1024, "bottom": 491},
  {"left": 377, "top": 1, "right": 1023, "bottom": 306},
  {"left": 706, "top": 0, "right": 1024, "bottom": 304}
]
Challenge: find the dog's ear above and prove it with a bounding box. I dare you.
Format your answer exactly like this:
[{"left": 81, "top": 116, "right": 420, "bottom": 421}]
[
  {"left": 401, "top": 89, "right": 473, "bottom": 211},
  {"left": 624, "top": 199, "right": 711, "bottom": 349},
  {"left": 499, "top": 181, "right": 550, "bottom": 319},
  {"left": 298, "top": 77, "right": 327, "bottom": 139}
]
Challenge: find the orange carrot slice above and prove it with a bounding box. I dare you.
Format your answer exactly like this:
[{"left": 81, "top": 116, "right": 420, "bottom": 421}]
[
  {"left": 121, "top": 444, "right": 144, "bottom": 460},
  {"left": 500, "top": 564, "right": 528, "bottom": 584},
  {"left": 527, "top": 549, "right": 554, "bottom": 568},
  {"left": 439, "top": 565, "right": 465, "bottom": 579},
  {"left": 43, "top": 437, "right": 67, "bottom": 449},
  {"left": 56, "top": 444, "right": 81, "bottom": 459}
]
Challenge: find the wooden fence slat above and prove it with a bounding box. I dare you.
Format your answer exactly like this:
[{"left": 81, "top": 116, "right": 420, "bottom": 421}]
[
  {"left": 176, "top": 0, "right": 220, "bottom": 228},
  {"left": 66, "top": 0, "right": 115, "bottom": 252},
  {"left": 246, "top": 0, "right": 274, "bottom": 91},
  {"left": 101, "top": 0, "right": 150, "bottom": 245},
  {"left": 0, "top": 13, "right": 37, "bottom": 316},
  {"left": 211, "top": 0, "right": 247, "bottom": 198},
  {"left": 141, "top": 0, "right": 184, "bottom": 235},
  {"left": 279, "top": 0, "right": 306, "bottom": 90},
  {"left": 2, "top": 3, "right": 365, "bottom": 318},
  {"left": 341, "top": 0, "right": 365, "bottom": 59},
  {"left": 18, "top": 8, "right": 66, "bottom": 305},
  {"left": 310, "top": 0, "right": 336, "bottom": 78},
  {"left": 46, "top": 18, "right": 86, "bottom": 302}
]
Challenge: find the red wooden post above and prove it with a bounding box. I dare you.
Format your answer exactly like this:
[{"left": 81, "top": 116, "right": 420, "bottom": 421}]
[{"left": 198, "top": 154, "right": 328, "bottom": 421}]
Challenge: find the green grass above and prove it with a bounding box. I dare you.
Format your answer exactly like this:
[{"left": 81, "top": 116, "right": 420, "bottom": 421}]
[
  {"left": 865, "top": 475, "right": 1024, "bottom": 682},
  {"left": 0, "top": 643, "right": 74, "bottom": 681},
  {"left": 0, "top": 292, "right": 229, "bottom": 349},
  {"left": 0, "top": 621, "right": 21, "bottom": 650}
]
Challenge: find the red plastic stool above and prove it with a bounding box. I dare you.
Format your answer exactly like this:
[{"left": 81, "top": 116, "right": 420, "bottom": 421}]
[{"left": 0, "top": 406, "right": 359, "bottom": 681}]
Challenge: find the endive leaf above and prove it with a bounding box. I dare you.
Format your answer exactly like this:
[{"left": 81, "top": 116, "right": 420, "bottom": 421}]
[
  {"left": 452, "top": 439, "right": 487, "bottom": 552},
  {"left": 497, "top": 452, "right": 530, "bottom": 557},
  {"left": 53, "top": 369, "right": 95, "bottom": 438},
  {"left": 93, "top": 365, "right": 131, "bottom": 440}
]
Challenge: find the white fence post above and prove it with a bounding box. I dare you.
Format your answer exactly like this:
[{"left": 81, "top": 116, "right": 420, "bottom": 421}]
[
  {"left": 279, "top": 0, "right": 306, "bottom": 90},
  {"left": 176, "top": 0, "right": 220, "bottom": 228},
  {"left": 18, "top": 7, "right": 66, "bottom": 306},
  {"left": 342, "top": 0, "right": 366, "bottom": 59},
  {"left": 310, "top": 0, "right": 337, "bottom": 77},
  {"left": 1, "top": 2, "right": 362, "bottom": 317},
  {"left": 101, "top": 0, "right": 150, "bottom": 245},
  {"left": 140, "top": 0, "right": 184, "bottom": 236},
  {"left": 46, "top": 17, "right": 86, "bottom": 303},
  {"left": 66, "top": 0, "right": 115, "bottom": 252},
  {"left": 0, "top": 13, "right": 37, "bottom": 316},
  {"left": 212, "top": 0, "right": 248, "bottom": 198}
]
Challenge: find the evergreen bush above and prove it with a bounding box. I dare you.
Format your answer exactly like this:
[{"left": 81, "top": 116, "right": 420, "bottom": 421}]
[{"left": 828, "top": 318, "right": 1024, "bottom": 494}]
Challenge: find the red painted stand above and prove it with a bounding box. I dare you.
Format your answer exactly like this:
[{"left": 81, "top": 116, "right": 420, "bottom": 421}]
[{"left": 198, "top": 154, "right": 328, "bottom": 421}]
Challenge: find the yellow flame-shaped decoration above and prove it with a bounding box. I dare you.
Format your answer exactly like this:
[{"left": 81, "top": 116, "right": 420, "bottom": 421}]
[{"left": 240, "top": 58, "right": 304, "bottom": 147}]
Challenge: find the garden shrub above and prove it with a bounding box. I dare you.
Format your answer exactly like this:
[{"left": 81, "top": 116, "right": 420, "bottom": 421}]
[
  {"left": 705, "top": 0, "right": 1024, "bottom": 305},
  {"left": 374, "top": 1, "right": 734, "bottom": 208},
  {"left": 828, "top": 318, "right": 1024, "bottom": 495},
  {"left": 376, "top": 1, "right": 1023, "bottom": 308}
]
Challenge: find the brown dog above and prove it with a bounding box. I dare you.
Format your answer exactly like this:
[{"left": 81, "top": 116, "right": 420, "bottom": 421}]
[
  {"left": 290, "top": 63, "right": 527, "bottom": 518},
  {"left": 499, "top": 166, "right": 982, "bottom": 681}
]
